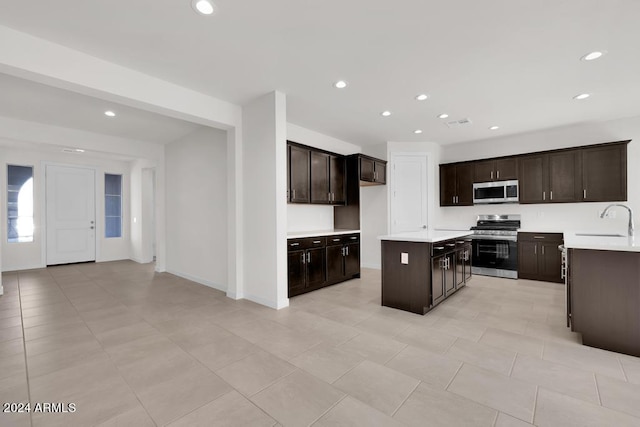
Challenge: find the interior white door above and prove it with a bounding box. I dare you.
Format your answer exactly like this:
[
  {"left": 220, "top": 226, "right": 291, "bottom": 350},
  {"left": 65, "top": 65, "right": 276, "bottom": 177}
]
[
  {"left": 390, "top": 154, "right": 429, "bottom": 234},
  {"left": 46, "top": 165, "right": 96, "bottom": 265}
]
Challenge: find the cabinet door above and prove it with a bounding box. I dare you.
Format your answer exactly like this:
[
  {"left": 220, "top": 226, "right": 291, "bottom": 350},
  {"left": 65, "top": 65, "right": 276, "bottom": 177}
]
[
  {"left": 456, "top": 163, "right": 474, "bottom": 205},
  {"left": 306, "top": 247, "right": 326, "bottom": 288},
  {"left": 288, "top": 250, "right": 306, "bottom": 296},
  {"left": 360, "top": 157, "right": 375, "bottom": 182},
  {"left": 539, "top": 242, "right": 563, "bottom": 283},
  {"left": 495, "top": 158, "right": 518, "bottom": 180},
  {"left": 463, "top": 244, "right": 472, "bottom": 282},
  {"left": 326, "top": 245, "right": 344, "bottom": 282},
  {"left": 374, "top": 161, "right": 386, "bottom": 184},
  {"left": 455, "top": 249, "right": 465, "bottom": 288},
  {"left": 444, "top": 253, "right": 456, "bottom": 296},
  {"left": 440, "top": 164, "right": 457, "bottom": 206},
  {"left": 289, "top": 145, "right": 310, "bottom": 203},
  {"left": 431, "top": 256, "right": 445, "bottom": 306},
  {"left": 519, "top": 154, "right": 547, "bottom": 204},
  {"left": 474, "top": 160, "right": 495, "bottom": 182},
  {"left": 310, "top": 152, "right": 330, "bottom": 204},
  {"left": 548, "top": 151, "right": 580, "bottom": 203},
  {"left": 517, "top": 241, "right": 539, "bottom": 279},
  {"left": 582, "top": 144, "right": 627, "bottom": 202},
  {"left": 329, "top": 155, "right": 345, "bottom": 204},
  {"left": 344, "top": 243, "right": 360, "bottom": 276}
]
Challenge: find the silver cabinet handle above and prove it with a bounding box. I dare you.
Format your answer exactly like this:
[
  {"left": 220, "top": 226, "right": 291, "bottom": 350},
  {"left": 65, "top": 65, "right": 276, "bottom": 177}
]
[
  {"left": 452, "top": 196, "right": 455, "bottom": 204},
  {"left": 491, "top": 170, "right": 493, "bottom": 180},
  {"left": 446, "top": 243, "right": 456, "bottom": 247},
  {"left": 435, "top": 246, "right": 445, "bottom": 250},
  {"left": 583, "top": 189, "right": 587, "bottom": 199},
  {"left": 306, "top": 252, "right": 311, "bottom": 263},
  {"left": 346, "top": 246, "right": 349, "bottom": 256},
  {"left": 292, "top": 189, "right": 296, "bottom": 199},
  {"left": 290, "top": 242, "right": 300, "bottom": 247},
  {"left": 332, "top": 238, "right": 340, "bottom": 242},
  {"left": 542, "top": 245, "right": 545, "bottom": 255},
  {"left": 543, "top": 191, "right": 546, "bottom": 201},
  {"left": 534, "top": 236, "right": 545, "bottom": 239},
  {"left": 341, "top": 247, "right": 345, "bottom": 256},
  {"left": 497, "top": 170, "right": 500, "bottom": 179},
  {"left": 301, "top": 253, "right": 306, "bottom": 264},
  {"left": 534, "top": 245, "right": 537, "bottom": 255},
  {"left": 550, "top": 191, "right": 553, "bottom": 201},
  {"left": 350, "top": 236, "right": 357, "bottom": 240},
  {"left": 456, "top": 196, "right": 459, "bottom": 204},
  {"left": 313, "top": 240, "right": 321, "bottom": 244}
]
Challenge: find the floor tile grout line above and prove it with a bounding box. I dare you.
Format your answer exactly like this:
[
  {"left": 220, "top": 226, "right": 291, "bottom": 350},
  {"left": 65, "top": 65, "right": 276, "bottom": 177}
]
[
  {"left": 444, "top": 361, "right": 464, "bottom": 391},
  {"left": 308, "top": 393, "right": 349, "bottom": 426},
  {"left": 616, "top": 356, "right": 629, "bottom": 382},
  {"left": 390, "top": 379, "right": 421, "bottom": 418},
  {"left": 330, "top": 359, "right": 366, "bottom": 385},
  {"left": 531, "top": 386, "right": 539, "bottom": 425},
  {"left": 593, "top": 373, "right": 603, "bottom": 406},
  {"left": 508, "top": 352, "right": 517, "bottom": 377},
  {"left": 16, "top": 273, "right": 34, "bottom": 427}
]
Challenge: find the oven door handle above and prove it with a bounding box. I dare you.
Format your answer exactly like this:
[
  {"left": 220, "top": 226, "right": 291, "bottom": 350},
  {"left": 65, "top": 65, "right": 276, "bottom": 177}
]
[{"left": 470, "top": 235, "right": 517, "bottom": 242}]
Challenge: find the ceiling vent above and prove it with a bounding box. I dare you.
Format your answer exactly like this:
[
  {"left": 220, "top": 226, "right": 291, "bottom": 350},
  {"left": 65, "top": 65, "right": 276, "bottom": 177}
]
[{"left": 446, "top": 118, "right": 473, "bottom": 128}]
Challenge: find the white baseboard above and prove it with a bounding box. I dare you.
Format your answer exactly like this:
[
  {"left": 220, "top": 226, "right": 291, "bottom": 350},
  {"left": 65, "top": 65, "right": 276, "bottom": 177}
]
[
  {"left": 2, "top": 262, "right": 46, "bottom": 272},
  {"left": 361, "top": 262, "right": 381, "bottom": 270},
  {"left": 242, "top": 292, "right": 289, "bottom": 310},
  {"left": 165, "top": 269, "right": 227, "bottom": 293}
]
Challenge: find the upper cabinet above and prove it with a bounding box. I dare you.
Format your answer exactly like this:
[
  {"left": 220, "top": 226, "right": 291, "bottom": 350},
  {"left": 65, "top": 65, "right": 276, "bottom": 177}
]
[
  {"left": 440, "top": 163, "right": 473, "bottom": 206},
  {"left": 441, "top": 140, "right": 629, "bottom": 206},
  {"left": 289, "top": 144, "right": 310, "bottom": 203},
  {"left": 582, "top": 143, "right": 627, "bottom": 202},
  {"left": 359, "top": 155, "right": 386, "bottom": 185},
  {"left": 288, "top": 141, "right": 346, "bottom": 205},
  {"left": 474, "top": 158, "right": 518, "bottom": 182}
]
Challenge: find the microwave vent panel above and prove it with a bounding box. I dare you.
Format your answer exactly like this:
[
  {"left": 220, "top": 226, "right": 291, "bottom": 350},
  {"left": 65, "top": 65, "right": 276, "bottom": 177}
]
[{"left": 446, "top": 118, "right": 473, "bottom": 128}]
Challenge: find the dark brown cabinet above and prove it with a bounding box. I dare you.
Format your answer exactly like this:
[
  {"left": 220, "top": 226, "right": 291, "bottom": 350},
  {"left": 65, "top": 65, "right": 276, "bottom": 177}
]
[
  {"left": 287, "top": 238, "right": 327, "bottom": 296},
  {"left": 288, "top": 144, "right": 310, "bottom": 203},
  {"left": 310, "top": 151, "right": 345, "bottom": 205},
  {"left": 474, "top": 158, "right": 517, "bottom": 182},
  {"left": 381, "top": 237, "right": 473, "bottom": 315},
  {"left": 440, "top": 163, "right": 473, "bottom": 206},
  {"left": 288, "top": 233, "right": 360, "bottom": 297},
  {"left": 326, "top": 234, "right": 360, "bottom": 284},
  {"left": 441, "top": 140, "right": 629, "bottom": 207},
  {"left": 517, "top": 233, "right": 563, "bottom": 283},
  {"left": 582, "top": 143, "right": 627, "bottom": 202},
  {"left": 359, "top": 155, "right": 386, "bottom": 185}
]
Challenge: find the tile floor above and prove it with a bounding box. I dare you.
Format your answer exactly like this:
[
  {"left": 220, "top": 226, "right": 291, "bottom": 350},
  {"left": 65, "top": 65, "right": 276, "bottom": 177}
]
[{"left": 1, "top": 261, "right": 640, "bottom": 426}]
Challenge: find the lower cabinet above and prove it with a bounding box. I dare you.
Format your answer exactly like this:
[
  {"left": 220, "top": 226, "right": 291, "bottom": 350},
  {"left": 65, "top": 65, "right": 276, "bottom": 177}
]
[
  {"left": 517, "top": 232, "right": 563, "bottom": 283},
  {"left": 381, "top": 237, "right": 473, "bottom": 315},
  {"left": 288, "top": 233, "right": 360, "bottom": 297}
]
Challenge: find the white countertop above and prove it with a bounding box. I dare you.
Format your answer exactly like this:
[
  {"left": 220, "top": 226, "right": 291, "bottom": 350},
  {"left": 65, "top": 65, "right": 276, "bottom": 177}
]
[
  {"left": 563, "top": 231, "right": 640, "bottom": 252},
  {"left": 287, "top": 229, "right": 360, "bottom": 239},
  {"left": 378, "top": 229, "right": 472, "bottom": 243}
]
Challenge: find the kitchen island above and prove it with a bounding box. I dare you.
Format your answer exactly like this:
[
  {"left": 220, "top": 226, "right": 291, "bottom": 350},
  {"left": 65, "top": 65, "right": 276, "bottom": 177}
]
[
  {"left": 564, "top": 232, "right": 640, "bottom": 357},
  {"left": 379, "top": 230, "right": 472, "bottom": 314}
]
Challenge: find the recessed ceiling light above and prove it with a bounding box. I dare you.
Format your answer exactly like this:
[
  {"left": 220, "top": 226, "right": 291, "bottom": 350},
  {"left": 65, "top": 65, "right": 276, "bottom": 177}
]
[
  {"left": 414, "top": 129, "right": 423, "bottom": 134},
  {"left": 437, "top": 113, "right": 449, "bottom": 119},
  {"left": 381, "top": 111, "right": 391, "bottom": 117},
  {"left": 104, "top": 110, "right": 116, "bottom": 117},
  {"left": 415, "top": 94, "right": 428, "bottom": 101},
  {"left": 573, "top": 93, "right": 591, "bottom": 100},
  {"left": 489, "top": 126, "right": 500, "bottom": 130},
  {"left": 192, "top": 0, "right": 215, "bottom": 15},
  {"left": 581, "top": 51, "right": 604, "bottom": 61},
  {"left": 334, "top": 80, "right": 347, "bottom": 89}
]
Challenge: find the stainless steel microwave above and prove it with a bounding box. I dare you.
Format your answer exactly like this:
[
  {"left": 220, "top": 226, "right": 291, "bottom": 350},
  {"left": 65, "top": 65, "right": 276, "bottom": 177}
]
[{"left": 473, "top": 180, "right": 519, "bottom": 204}]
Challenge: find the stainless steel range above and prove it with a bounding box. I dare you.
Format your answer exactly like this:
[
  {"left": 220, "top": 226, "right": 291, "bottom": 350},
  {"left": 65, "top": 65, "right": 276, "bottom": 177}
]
[{"left": 470, "top": 214, "right": 521, "bottom": 279}]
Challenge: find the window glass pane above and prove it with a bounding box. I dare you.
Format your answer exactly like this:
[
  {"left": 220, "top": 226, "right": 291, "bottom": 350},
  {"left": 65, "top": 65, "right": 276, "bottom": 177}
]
[
  {"left": 7, "top": 165, "right": 34, "bottom": 243},
  {"left": 105, "top": 173, "right": 122, "bottom": 238}
]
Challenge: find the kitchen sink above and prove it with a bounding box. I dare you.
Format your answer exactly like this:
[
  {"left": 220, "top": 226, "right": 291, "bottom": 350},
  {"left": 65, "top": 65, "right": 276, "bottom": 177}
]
[{"left": 575, "top": 233, "right": 626, "bottom": 237}]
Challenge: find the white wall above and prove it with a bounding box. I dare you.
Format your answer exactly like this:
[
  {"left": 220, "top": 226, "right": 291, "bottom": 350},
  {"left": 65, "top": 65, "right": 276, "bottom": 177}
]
[
  {"left": 0, "top": 146, "right": 131, "bottom": 271},
  {"left": 437, "top": 115, "right": 640, "bottom": 233},
  {"left": 243, "top": 92, "right": 288, "bottom": 309},
  {"left": 286, "top": 123, "right": 362, "bottom": 232},
  {"left": 165, "top": 127, "right": 228, "bottom": 290}
]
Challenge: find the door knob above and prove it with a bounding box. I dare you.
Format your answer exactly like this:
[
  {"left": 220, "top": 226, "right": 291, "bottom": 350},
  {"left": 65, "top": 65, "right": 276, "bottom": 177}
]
[
  {"left": 90, "top": 226, "right": 94, "bottom": 229},
  {"left": 422, "top": 225, "right": 427, "bottom": 229}
]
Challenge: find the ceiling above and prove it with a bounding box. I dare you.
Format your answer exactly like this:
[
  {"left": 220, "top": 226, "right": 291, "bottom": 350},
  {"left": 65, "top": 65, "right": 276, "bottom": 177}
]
[{"left": 1, "top": 0, "right": 639, "bottom": 146}]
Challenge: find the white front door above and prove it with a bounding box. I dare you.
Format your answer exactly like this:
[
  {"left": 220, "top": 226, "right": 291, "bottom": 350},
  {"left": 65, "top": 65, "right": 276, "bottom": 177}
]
[
  {"left": 46, "top": 165, "right": 96, "bottom": 265},
  {"left": 390, "top": 153, "right": 429, "bottom": 234}
]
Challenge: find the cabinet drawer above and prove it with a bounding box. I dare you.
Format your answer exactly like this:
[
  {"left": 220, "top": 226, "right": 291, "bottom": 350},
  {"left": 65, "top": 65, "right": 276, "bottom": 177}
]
[
  {"left": 288, "top": 237, "right": 326, "bottom": 251},
  {"left": 343, "top": 233, "right": 360, "bottom": 243},
  {"left": 518, "top": 232, "right": 563, "bottom": 242},
  {"left": 326, "top": 236, "right": 345, "bottom": 246}
]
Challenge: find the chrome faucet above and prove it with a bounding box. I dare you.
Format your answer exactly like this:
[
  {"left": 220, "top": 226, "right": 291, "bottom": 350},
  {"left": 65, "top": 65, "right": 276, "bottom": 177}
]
[{"left": 600, "top": 204, "right": 635, "bottom": 237}]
